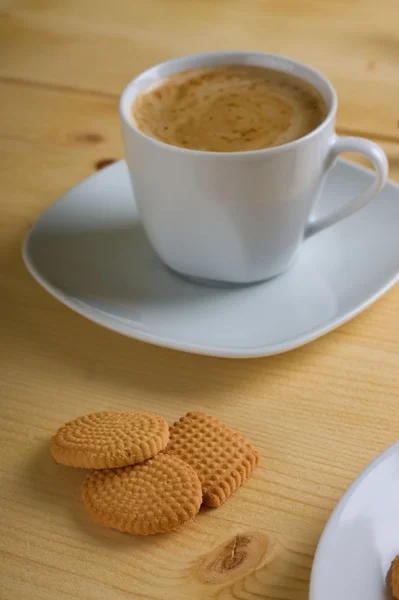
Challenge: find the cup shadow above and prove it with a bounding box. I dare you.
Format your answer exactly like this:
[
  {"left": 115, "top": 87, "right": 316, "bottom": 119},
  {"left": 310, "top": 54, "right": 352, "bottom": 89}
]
[{"left": 27, "top": 221, "right": 231, "bottom": 306}]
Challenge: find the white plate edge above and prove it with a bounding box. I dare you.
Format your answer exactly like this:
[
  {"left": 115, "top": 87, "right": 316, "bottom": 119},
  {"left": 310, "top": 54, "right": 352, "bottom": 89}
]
[{"left": 309, "top": 441, "right": 399, "bottom": 599}]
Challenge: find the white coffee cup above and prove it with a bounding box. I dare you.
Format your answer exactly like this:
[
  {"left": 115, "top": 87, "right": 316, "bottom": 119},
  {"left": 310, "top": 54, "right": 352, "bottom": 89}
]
[{"left": 120, "top": 51, "right": 388, "bottom": 284}]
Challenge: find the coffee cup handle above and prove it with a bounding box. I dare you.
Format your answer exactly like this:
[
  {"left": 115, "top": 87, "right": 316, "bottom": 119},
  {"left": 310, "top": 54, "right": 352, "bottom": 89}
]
[{"left": 305, "top": 135, "right": 388, "bottom": 238}]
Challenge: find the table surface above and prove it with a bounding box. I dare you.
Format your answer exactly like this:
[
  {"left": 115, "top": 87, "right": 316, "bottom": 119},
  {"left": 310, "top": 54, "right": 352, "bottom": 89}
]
[{"left": 1, "top": 1, "right": 399, "bottom": 598}]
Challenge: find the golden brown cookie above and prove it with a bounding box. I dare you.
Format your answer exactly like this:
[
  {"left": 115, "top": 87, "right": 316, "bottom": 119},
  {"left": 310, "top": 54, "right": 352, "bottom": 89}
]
[
  {"left": 81, "top": 453, "right": 202, "bottom": 534},
  {"left": 51, "top": 411, "right": 169, "bottom": 469},
  {"left": 166, "top": 412, "right": 259, "bottom": 507},
  {"left": 391, "top": 555, "right": 399, "bottom": 599}
]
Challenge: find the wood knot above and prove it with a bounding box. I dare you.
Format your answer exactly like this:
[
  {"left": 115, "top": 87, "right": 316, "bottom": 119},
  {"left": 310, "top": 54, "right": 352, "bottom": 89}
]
[
  {"left": 95, "top": 158, "right": 116, "bottom": 170},
  {"left": 221, "top": 535, "right": 251, "bottom": 571},
  {"left": 195, "top": 531, "right": 274, "bottom": 585},
  {"left": 74, "top": 132, "right": 104, "bottom": 144}
]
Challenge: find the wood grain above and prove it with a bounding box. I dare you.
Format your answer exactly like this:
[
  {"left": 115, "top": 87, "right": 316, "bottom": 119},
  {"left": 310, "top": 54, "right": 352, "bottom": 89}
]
[
  {"left": 1, "top": 1, "right": 399, "bottom": 598},
  {"left": 1, "top": 0, "right": 399, "bottom": 138}
]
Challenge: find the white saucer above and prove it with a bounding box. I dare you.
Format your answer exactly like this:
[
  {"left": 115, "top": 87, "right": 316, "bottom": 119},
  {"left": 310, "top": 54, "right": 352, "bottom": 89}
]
[
  {"left": 310, "top": 442, "right": 399, "bottom": 600},
  {"left": 23, "top": 159, "right": 399, "bottom": 358}
]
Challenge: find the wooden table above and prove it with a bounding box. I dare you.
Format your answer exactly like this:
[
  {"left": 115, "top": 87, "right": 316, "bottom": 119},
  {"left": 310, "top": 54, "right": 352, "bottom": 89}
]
[{"left": 1, "top": 1, "right": 398, "bottom": 598}]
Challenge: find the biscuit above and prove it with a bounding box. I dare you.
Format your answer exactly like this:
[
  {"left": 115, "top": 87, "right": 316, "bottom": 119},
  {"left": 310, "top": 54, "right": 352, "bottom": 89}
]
[
  {"left": 391, "top": 555, "right": 399, "bottom": 599},
  {"left": 166, "top": 412, "right": 258, "bottom": 507},
  {"left": 81, "top": 453, "right": 202, "bottom": 534},
  {"left": 51, "top": 411, "right": 169, "bottom": 469}
]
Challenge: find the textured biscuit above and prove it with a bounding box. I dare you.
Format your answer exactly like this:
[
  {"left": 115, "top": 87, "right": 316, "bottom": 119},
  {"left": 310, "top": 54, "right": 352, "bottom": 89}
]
[
  {"left": 166, "top": 412, "right": 259, "bottom": 507},
  {"left": 81, "top": 453, "right": 202, "bottom": 534},
  {"left": 51, "top": 411, "right": 169, "bottom": 469},
  {"left": 391, "top": 555, "right": 399, "bottom": 599}
]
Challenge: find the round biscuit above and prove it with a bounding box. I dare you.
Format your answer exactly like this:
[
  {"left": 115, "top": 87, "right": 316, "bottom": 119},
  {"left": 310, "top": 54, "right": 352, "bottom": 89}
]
[
  {"left": 81, "top": 454, "right": 202, "bottom": 534},
  {"left": 51, "top": 411, "right": 169, "bottom": 469}
]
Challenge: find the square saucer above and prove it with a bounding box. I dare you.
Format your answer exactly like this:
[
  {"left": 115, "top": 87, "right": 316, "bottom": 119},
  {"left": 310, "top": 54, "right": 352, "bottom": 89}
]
[{"left": 23, "top": 159, "right": 399, "bottom": 358}]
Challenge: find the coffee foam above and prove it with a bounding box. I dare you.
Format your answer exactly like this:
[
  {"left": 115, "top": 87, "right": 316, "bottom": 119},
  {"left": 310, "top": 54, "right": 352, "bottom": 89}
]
[{"left": 132, "top": 65, "right": 327, "bottom": 152}]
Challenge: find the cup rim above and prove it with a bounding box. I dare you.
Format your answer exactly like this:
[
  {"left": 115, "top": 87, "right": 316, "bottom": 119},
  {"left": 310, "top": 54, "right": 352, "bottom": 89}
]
[{"left": 119, "top": 50, "right": 337, "bottom": 158}]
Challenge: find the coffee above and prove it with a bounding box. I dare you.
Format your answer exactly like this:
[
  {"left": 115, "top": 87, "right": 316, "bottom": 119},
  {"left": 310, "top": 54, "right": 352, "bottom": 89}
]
[{"left": 132, "top": 65, "right": 328, "bottom": 152}]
